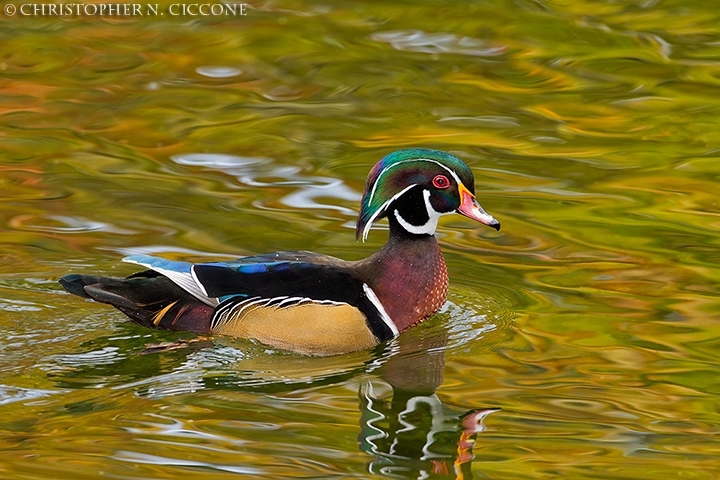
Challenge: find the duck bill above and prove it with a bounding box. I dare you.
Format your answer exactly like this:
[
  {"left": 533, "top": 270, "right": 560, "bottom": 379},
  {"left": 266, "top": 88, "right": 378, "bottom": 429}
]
[{"left": 457, "top": 184, "right": 500, "bottom": 231}]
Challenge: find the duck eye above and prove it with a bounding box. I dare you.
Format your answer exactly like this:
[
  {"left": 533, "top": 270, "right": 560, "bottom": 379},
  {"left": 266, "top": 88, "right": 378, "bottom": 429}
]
[{"left": 432, "top": 175, "right": 450, "bottom": 189}]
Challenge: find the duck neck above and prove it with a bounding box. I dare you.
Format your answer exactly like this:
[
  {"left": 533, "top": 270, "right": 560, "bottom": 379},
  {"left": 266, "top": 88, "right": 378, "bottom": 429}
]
[{"left": 361, "top": 223, "right": 448, "bottom": 333}]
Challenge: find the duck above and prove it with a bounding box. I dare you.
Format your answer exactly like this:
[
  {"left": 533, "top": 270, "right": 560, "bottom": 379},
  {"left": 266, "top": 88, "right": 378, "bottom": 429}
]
[{"left": 59, "top": 148, "right": 500, "bottom": 356}]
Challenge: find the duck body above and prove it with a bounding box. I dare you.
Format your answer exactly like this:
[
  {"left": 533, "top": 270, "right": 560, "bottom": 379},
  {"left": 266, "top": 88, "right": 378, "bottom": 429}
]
[{"left": 59, "top": 149, "right": 500, "bottom": 356}]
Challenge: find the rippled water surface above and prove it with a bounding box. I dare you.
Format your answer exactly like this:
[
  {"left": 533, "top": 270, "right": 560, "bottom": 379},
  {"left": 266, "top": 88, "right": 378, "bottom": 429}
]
[{"left": 2, "top": 1, "right": 720, "bottom": 478}]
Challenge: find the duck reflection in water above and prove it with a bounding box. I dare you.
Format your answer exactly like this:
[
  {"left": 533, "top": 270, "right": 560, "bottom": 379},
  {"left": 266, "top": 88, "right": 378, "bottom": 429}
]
[{"left": 358, "top": 328, "right": 499, "bottom": 479}]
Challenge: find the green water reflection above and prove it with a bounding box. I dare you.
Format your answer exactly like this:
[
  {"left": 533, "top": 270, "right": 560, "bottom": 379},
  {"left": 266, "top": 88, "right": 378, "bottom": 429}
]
[{"left": 2, "top": 0, "right": 720, "bottom": 478}]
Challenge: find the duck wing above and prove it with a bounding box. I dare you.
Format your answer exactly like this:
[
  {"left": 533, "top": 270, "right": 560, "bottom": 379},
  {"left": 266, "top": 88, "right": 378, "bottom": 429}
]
[{"left": 123, "top": 253, "right": 397, "bottom": 355}]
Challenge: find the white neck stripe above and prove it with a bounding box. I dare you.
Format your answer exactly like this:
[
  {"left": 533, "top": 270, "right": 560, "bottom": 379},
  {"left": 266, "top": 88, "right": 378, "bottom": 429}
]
[
  {"left": 367, "top": 158, "right": 462, "bottom": 206},
  {"left": 363, "top": 284, "right": 399, "bottom": 336}
]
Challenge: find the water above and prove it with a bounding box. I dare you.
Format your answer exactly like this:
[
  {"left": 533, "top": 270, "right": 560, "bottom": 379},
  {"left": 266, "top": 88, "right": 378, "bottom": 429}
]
[{"left": 1, "top": 0, "right": 720, "bottom": 478}]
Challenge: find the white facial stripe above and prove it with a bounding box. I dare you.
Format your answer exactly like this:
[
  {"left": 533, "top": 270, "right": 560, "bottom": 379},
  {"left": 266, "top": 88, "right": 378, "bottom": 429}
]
[
  {"left": 423, "top": 188, "right": 444, "bottom": 216},
  {"left": 393, "top": 189, "right": 448, "bottom": 236},
  {"left": 363, "top": 284, "right": 399, "bottom": 336},
  {"left": 362, "top": 183, "right": 417, "bottom": 242},
  {"left": 367, "top": 158, "right": 462, "bottom": 206}
]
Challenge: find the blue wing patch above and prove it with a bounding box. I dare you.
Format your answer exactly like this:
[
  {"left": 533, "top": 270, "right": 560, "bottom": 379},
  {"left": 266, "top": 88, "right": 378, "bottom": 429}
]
[
  {"left": 236, "top": 263, "right": 269, "bottom": 274},
  {"left": 123, "top": 254, "right": 194, "bottom": 274},
  {"left": 232, "top": 261, "right": 296, "bottom": 274}
]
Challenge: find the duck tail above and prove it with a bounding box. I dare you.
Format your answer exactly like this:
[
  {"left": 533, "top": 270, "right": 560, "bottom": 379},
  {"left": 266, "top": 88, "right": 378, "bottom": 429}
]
[{"left": 58, "top": 273, "right": 214, "bottom": 332}]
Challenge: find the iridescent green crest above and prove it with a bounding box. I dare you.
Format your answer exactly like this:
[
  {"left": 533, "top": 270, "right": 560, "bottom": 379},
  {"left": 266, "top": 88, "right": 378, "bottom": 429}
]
[{"left": 355, "top": 148, "right": 476, "bottom": 241}]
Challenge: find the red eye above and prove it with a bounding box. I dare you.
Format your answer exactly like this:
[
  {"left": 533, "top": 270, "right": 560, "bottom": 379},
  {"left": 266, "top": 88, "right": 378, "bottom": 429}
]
[{"left": 432, "top": 175, "right": 450, "bottom": 189}]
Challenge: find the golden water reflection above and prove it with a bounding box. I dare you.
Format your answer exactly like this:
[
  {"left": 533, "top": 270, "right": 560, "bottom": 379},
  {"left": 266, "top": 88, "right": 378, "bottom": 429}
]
[{"left": 2, "top": 0, "right": 720, "bottom": 478}]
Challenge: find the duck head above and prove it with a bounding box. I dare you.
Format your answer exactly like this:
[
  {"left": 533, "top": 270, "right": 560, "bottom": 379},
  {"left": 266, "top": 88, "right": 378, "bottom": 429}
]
[{"left": 356, "top": 148, "right": 500, "bottom": 241}]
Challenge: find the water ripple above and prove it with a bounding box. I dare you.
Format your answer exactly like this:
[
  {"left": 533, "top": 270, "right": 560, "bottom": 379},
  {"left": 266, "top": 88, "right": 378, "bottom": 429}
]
[
  {"left": 0, "top": 384, "right": 65, "bottom": 405},
  {"left": 45, "top": 347, "right": 123, "bottom": 370},
  {"left": 9, "top": 214, "right": 138, "bottom": 234},
  {"left": 0, "top": 298, "right": 44, "bottom": 312},
  {"left": 371, "top": 30, "right": 507, "bottom": 57},
  {"left": 437, "top": 115, "right": 521, "bottom": 128},
  {"left": 112, "top": 450, "right": 264, "bottom": 475},
  {"left": 195, "top": 66, "right": 242, "bottom": 78},
  {"left": 171, "top": 153, "right": 268, "bottom": 170},
  {"left": 172, "top": 153, "right": 361, "bottom": 215}
]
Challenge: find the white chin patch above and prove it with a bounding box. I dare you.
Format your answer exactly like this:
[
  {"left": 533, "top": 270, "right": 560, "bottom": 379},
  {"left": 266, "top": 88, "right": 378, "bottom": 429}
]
[{"left": 393, "top": 189, "right": 444, "bottom": 236}]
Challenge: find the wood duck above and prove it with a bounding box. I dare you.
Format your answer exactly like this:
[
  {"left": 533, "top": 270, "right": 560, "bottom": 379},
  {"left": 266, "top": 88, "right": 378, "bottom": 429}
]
[{"left": 59, "top": 148, "right": 500, "bottom": 356}]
